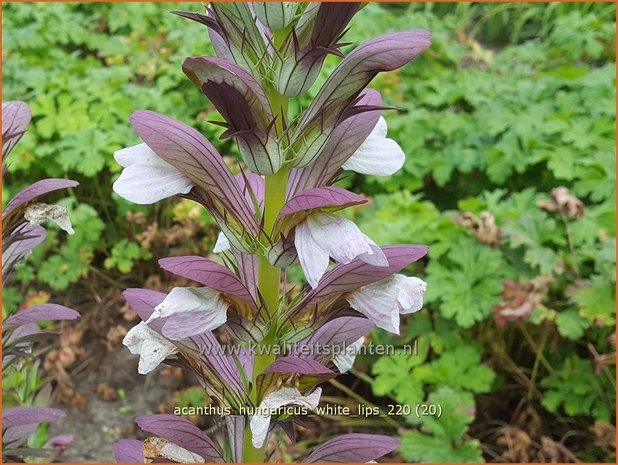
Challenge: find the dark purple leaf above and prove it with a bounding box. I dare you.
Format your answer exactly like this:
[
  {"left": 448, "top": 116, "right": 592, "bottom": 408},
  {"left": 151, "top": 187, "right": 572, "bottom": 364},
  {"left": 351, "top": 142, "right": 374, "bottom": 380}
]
[
  {"left": 275, "top": 3, "right": 361, "bottom": 97},
  {"left": 2, "top": 407, "right": 65, "bottom": 428},
  {"left": 113, "top": 439, "right": 144, "bottom": 463},
  {"left": 292, "top": 30, "right": 431, "bottom": 166},
  {"left": 292, "top": 245, "right": 428, "bottom": 315},
  {"left": 304, "top": 433, "right": 400, "bottom": 462},
  {"left": 3, "top": 179, "right": 79, "bottom": 218},
  {"left": 182, "top": 56, "right": 281, "bottom": 174},
  {"left": 4, "top": 304, "right": 79, "bottom": 328},
  {"left": 136, "top": 414, "right": 223, "bottom": 462},
  {"left": 287, "top": 89, "right": 382, "bottom": 196},
  {"left": 158, "top": 256, "right": 256, "bottom": 306},
  {"left": 2, "top": 101, "right": 31, "bottom": 161},
  {"left": 129, "top": 110, "right": 259, "bottom": 249}
]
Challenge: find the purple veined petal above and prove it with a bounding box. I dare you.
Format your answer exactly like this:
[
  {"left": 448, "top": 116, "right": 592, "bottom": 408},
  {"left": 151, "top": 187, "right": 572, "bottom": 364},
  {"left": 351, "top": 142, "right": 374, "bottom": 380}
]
[
  {"left": 236, "top": 346, "right": 254, "bottom": 381},
  {"left": 232, "top": 248, "right": 258, "bottom": 300},
  {"left": 224, "top": 415, "right": 245, "bottom": 463},
  {"left": 3, "top": 322, "right": 41, "bottom": 368},
  {"left": 303, "top": 433, "right": 400, "bottom": 463},
  {"left": 182, "top": 56, "right": 281, "bottom": 175},
  {"left": 288, "top": 89, "right": 382, "bottom": 196},
  {"left": 3, "top": 179, "right": 79, "bottom": 218},
  {"left": 2, "top": 101, "right": 31, "bottom": 161},
  {"left": 186, "top": 331, "right": 245, "bottom": 395},
  {"left": 4, "top": 303, "right": 79, "bottom": 328},
  {"left": 113, "top": 439, "right": 144, "bottom": 463},
  {"left": 122, "top": 288, "right": 166, "bottom": 332},
  {"left": 291, "top": 245, "right": 428, "bottom": 316},
  {"left": 158, "top": 256, "right": 256, "bottom": 307},
  {"left": 128, "top": 110, "right": 259, "bottom": 246},
  {"left": 136, "top": 414, "right": 224, "bottom": 462},
  {"left": 2, "top": 223, "right": 46, "bottom": 280},
  {"left": 279, "top": 187, "right": 367, "bottom": 218},
  {"left": 291, "top": 316, "right": 374, "bottom": 360},
  {"left": 161, "top": 312, "right": 228, "bottom": 342},
  {"left": 263, "top": 356, "right": 335, "bottom": 377},
  {"left": 2, "top": 407, "right": 65, "bottom": 428},
  {"left": 292, "top": 30, "right": 431, "bottom": 167},
  {"left": 6, "top": 322, "right": 39, "bottom": 344},
  {"left": 275, "top": 3, "right": 361, "bottom": 97},
  {"left": 3, "top": 424, "right": 39, "bottom": 449},
  {"left": 235, "top": 172, "right": 265, "bottom": 214}
]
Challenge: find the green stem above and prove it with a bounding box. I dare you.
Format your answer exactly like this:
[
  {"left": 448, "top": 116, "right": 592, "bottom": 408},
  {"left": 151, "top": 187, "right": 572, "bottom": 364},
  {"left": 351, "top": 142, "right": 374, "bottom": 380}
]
[
  {"left": 242, "top": 32, "right": 290, "bottom": 461},
  {"left": 527, "top": 324, "right": 549, "bottom": 401}
]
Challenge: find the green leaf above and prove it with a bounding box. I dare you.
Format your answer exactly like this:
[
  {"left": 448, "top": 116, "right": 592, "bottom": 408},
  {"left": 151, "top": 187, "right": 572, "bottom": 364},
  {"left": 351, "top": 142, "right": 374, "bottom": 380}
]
[
  {"left": 425, "top": 238, "right": 507, "bottom": 327},
  {"left": 569, "top": 275, "right": 616, "bottom": 326},
  {"left": 555, "top": 308, "right": 589, "bottom": 340}
]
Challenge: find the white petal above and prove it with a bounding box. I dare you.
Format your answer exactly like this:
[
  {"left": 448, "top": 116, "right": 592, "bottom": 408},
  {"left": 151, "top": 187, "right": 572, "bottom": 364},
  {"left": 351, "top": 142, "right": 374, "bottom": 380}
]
[
  {"left": 148, "top": 287, "right": 229, "bottom": 340},
  {"left": 306, "top": 213, "right": 387, "bottom": 266},
  {"left": 114, "top": 143, "right": 169, "bottom": 168},
  {"left": 333, "top": 337, "right": 365, "bottom": 373},
  {"left": 145, "top": 437, "right": 204, "bottom": 463},
  {"left": 113, "top": 164, "right": 193, "bottom": 204},
  {"left": 250, "top": 387, "right": 321, "bottom": 448},
  {"left": 347, "top": 279, "right": 401, "bottom": 334},
  {"left": 24, "top": 203, "right": 74, "bottom": 235},
  {"left": 295, "top": 220, "right": 330, "bottom": 288},
  {"left": 159, "top": 442, "right": 204, "bottom": 463},
  {"left": 343, "top": 117, "right": 405, "bottom": 176},
  {"left": 213, "top": 232, "right": 231, "bottom": 253},
  {"left": 122, "top": 322, "right": 177, "bottom": 375},
  {"left": 393, "top": 275, "right": 427, "bottom": 314}
]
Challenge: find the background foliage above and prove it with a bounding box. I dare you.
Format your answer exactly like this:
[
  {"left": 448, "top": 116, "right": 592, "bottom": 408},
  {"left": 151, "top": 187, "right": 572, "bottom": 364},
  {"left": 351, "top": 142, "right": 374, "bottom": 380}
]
[{"left": 3, "top": 2, "right": 616, "bottom": 462}]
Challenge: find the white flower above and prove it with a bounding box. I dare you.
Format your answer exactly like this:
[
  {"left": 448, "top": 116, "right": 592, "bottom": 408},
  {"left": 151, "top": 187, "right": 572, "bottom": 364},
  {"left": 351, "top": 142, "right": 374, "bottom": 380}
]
[
  {"left": 24, "top": 203, "right": 74, "bottom": 235},
  {"left": 343, "top": 116, "right": 405, "bottom": 176},
  {"left": 347, "top": 274, "right": 427, "bottom": 334},
  {"left": 213, "top": 231, "right": 231, "bottom": 253},
  {"left": 295, "top": 212, "right": 388, "bottom": 288},
  {"left": 146, "top": 287, "right": 229, "bottom": 340},
  {"left": 113, "top": 143, "right": 193, "bottom": 204},
  {"left": 144, "top": 437, "right": 204, "bottom": 463},
  {"left": 122, "top": 322, "right": 177, "bottom": 375},
  {"left": 250, "top": 386, "right": 321, "bottom": 448},
  {"left": 333, "top": 337, "right": 365, "bottom": 373}
]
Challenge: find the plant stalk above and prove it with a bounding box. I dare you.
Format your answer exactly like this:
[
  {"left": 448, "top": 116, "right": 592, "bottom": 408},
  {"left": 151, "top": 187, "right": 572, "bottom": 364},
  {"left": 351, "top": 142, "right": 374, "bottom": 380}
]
[{"left": 242, "top": 33, "right": 290, "bottom": 460}]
